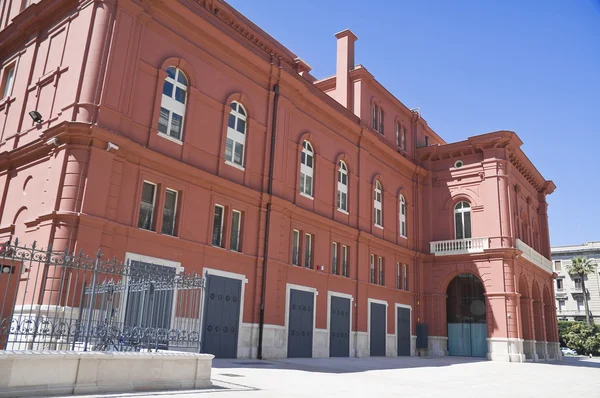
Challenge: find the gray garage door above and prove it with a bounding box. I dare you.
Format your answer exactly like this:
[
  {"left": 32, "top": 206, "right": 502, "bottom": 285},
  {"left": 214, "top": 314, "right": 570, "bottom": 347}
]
[
  {"left": 397, "top": 307, "right": 411, "bottom": 356},
  {"left": 201, "top": 275, "right": 242, "bottom": 358},
  {"left": 370, "top": 302, "right": 386, "bottom": 357},
  {"left": 288, "top": 289, "right": 314, "bottom": 358},
  {"left": 329, "top": 296, "right": 350, "bottom": 357}
]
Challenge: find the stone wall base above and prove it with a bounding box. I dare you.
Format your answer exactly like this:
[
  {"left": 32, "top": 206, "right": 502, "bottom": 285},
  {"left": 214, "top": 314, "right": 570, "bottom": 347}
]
[
  {"left": 487, "top": 338, "right": 526, "bottom": 362},
  {"left": 0, "top": 350, "right": 213, "bottom": 397},
  {"left": 427, "top": 336, "right": 448, "bottom": 357}
]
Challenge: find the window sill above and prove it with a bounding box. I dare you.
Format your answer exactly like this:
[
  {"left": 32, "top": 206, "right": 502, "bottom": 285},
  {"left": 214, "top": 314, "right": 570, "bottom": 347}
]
[
  {"left": 158, "top": 132, "right": 183, "bottom": 145},
  {"left": 337, "top": 208, "right": 349, "bottom": 215},
  {"left": 399, "top": 235, "right": 407, "bottom": 240},
  {"left": 299, "top": 192, "right": 314, "bottom": 200},
  {"left": 374, "top": 224, "right": 384, "bottom": 230},
  {"left": 225, "top": 160, "right": 245, "bottom": 171}
]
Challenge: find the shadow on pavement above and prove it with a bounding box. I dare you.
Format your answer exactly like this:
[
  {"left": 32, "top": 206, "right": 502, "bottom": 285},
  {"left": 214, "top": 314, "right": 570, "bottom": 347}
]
[
  {"left": 213, "top": 355, "right": 488, "bottom": 374},
  {"left": 540, "top": 356, "right": 600, "bottom": 369}
]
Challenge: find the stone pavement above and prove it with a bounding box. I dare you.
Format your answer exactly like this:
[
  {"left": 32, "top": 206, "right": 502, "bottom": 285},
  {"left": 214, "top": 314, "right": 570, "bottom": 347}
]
[{"left": 52, "top": 356, "right": 600, "bottom": 398}]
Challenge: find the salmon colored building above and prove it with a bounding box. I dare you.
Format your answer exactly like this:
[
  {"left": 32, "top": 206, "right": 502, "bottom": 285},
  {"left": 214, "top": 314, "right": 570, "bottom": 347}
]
[{"left": 0, "top": 0, "right": 559, "bottom": 361}]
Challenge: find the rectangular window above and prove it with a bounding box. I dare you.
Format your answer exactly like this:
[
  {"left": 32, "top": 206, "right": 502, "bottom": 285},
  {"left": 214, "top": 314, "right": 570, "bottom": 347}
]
[
  {"left": 138, "top": 182, "right": 156, "bottom": 231},
  {"left": 558, "top": 300, "right": 564, "bottom": 312},
  {"left": 161, "top": 189, "right": 178, "bottom": 236},
  {"left": 403, "top": 264, "right": 409, "bottom": 291},
  {"left": 556, "top": 279, "right": 563, "bottom": 290},
  {"left": 577, "top": 299, "right": 584, "bottom": 311},
  {"left": 378, "top": 256, "right": 384, "bottom": 286},
  {"left": 292, "top": 230, "right": 300, "bottom": 265},
  {"left": 332, "top": 242, "right": 338, "bottom": 275},
  {"left": 379, "top": 108, "right": 384, "bottom": 134},
  {"left": 396, "top": 124, "right": 400, "bottom": 146},
  {"left": 574, "top": 277, "right": 582, "bottom": 289},
  {"left": 212, "top": 204, "right": 224, "bottom": 247},
  {"left": 396, "top": 262, "right": 401, "bottom": 289},
  {"left": 370, "top": 254, "right": 375, "bottom": 284},
  {"left": 158, "top": 107, "right": 169, "bottom": 134},
  {"left": 342, "top": 245, "right": 348, "bottom": 277},
  {"left": 2, "top": 65, "right": 15, "bottom": 98},
  {"left": 554, "top": 260, "right": 562, "bottom": 271},
  {"left": 230, "top": 210, "right": 241, "bottom": 252},
  {"left": 304, "top": 233, "right": 312, "bottom": 268}
]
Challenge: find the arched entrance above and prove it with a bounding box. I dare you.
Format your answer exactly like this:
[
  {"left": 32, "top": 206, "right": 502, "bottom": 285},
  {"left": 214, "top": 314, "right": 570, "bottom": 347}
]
[
  {"left": 446, "top": 273, "right": 488, "bottom": 357},
  {"left": 518, "top": 275, "right": 534, "bottom": 360}
]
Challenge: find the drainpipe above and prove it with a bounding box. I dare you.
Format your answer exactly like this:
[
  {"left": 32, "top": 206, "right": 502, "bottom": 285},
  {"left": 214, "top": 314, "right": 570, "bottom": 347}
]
[{"left": 257, "top": 82, "right": 280, "bottom": 359}]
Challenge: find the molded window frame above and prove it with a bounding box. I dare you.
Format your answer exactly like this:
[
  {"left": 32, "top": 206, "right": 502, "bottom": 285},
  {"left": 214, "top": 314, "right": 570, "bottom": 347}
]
[
  {"left": 374, "top": 181, "right": 383, "bottom": 228},
  {"left": 300, "top": 140, "right": 314, "bottom": 198},
  {"left": 225, "top": 101, "right": 248, "bottom": 168},
  {"left": 158, "top": 66, "right": 188, "bottom": 142},
  {"left": 337, "top": 160, "right": 348, "bottom": 213},
  {"left": 454, "top": 201, "right": 472, "bottom": 239},
  {"left": 399, "top": 194, "right": 407, "bottom": 238}
]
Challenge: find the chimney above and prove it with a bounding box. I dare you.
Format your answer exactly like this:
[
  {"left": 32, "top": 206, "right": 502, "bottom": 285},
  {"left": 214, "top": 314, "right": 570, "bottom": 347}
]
[{"left": 334, "top": 29, "right": 358, "bottom": 110}]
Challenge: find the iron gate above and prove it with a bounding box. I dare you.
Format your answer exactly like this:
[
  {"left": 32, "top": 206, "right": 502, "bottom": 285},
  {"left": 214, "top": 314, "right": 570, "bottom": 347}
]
[{"left": 0, "top": 239, "right": 204, "bottom": 353}]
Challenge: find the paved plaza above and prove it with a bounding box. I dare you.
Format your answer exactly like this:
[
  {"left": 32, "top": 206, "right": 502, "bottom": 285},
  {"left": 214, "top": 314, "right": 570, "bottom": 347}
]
[{"left": 58, "top": 355, "right": 600, "bottom": 398}]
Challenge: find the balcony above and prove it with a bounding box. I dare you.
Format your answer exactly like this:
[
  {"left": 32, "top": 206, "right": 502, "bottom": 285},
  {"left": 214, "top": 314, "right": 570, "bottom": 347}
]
[
  {"left": 430, "top": 237, "right": 489, "bottom": 256},
  {"left": 555, "top": 289, "right": 568, "bottom": 298},
  {"left": 515, "top": 239, "right": 552, "bottom": 274},
  {"left": 570, "top": 286, "right": 584, "bottom": 294}
]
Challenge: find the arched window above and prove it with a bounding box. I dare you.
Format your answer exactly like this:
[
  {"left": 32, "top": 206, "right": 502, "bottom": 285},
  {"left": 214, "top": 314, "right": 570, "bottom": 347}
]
[
  {"left": 399, "top": 194, "right": 406, "bottom": 237},
  {"left": 374, "top": 181, "right": 383, "bottom": 227},
  {"left": 225, "top": 101, "right": 247, "bottom": 167},
  {"left": 454, "top": 201, "right": 472, "bottom": 239},
  {"left": 337, "top": 161, "right": 348, "bottom": 212},
  {"left": 158, "top": 67, "right": 187, "bottom": 141},
  {"left": 300, "top": 141, "right": 314, "bottom": 197}
]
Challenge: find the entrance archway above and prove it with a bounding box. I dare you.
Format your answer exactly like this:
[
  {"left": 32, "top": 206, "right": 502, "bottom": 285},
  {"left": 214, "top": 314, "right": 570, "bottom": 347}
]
[{"left": 446, "top": 273, "right": 488, "bottom": 357}]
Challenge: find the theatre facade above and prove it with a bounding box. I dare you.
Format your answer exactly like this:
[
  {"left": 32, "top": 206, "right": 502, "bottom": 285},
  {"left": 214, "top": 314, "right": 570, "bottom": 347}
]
[{"left": 0, "top": 0, "right": 558, "bottom": 361}]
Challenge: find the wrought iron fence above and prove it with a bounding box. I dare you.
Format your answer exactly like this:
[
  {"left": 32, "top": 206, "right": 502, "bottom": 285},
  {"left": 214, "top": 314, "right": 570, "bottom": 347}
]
[{"left": 0, "top": 239, "right": 204, "bottom": 353}]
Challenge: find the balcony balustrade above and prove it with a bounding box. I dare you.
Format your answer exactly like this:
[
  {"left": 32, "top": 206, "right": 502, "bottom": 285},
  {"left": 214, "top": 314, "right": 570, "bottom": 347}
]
[
  {"left": 515, "top": 239, "right": 553, "bottom": 274},
  {"left": 430, "top": 237, "right": 489, "bottom": 256}
]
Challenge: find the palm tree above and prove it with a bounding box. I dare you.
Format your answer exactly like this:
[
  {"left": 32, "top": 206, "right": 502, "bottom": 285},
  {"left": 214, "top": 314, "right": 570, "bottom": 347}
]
[{"left": 565, "top": 256, "right": 598, "bottom": 325}]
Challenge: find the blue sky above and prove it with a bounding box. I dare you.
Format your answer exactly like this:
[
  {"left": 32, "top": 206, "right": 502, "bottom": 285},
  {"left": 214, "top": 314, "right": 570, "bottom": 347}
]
[{"left": 227, "top": 0, "right": 600, "bottom": 246}]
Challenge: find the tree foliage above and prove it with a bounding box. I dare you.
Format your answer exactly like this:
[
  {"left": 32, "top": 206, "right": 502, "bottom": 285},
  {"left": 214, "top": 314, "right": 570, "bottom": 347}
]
[{"left": 558, "top": 320, "right": 600, "bottom": 355}]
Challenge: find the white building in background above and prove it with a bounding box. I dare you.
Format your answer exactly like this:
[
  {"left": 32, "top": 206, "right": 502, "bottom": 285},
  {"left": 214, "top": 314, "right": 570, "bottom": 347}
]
[{"left": 552, "top": 242, "right": 600, "bottom": 323}]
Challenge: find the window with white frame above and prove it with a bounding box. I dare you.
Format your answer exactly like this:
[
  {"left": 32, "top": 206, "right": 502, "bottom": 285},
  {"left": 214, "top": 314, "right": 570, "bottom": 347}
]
[
  {"left": 225, "top": 101, "right": 247, "bottom": 167},
  {"left": 554, "top": 260, "right": 562, "bottom": 271},
  {"left": 304, "top": 233, "right": 312, "bottom": 268},
  {"left": 378, "top": 256, "right": 384, "bottom": 286},
  {"left": 292, "top": 230, "right": 300, "bottom": 265},
  {"left": 300, "top": 141, "right": 314, "bottom": 197},
  {"left": 576, "top": 298, "right": 584, "bottom": 311},
  {"left": 230, "top": 210, "right": 242, "bottom": 252},
  {"left": 370, "top": 254, "right": 375, "bottom": 284},
  {"left": 161, "top": 189, "right": 178, "bottom": 236},
  {"left": 342, "top": 245, "right": 348, "bottom": 277},
  {"left": 332, "top": 242, "right": 338, "bottom": 274},
  {"left": 1, "top": 64, "right": 15, "bottom": 99},
  {"left": 158, "top": 67, "right": 187, "bottom": 141},
  {"left": 558, "top": 300, "right": 564, "bottom": 312},
  {"left": 138, "top": 182, "right": 156, "bottom": 231},
  {"left": 403, "top": 264, "right": 408, "bottom": 291},
  {"left": 556, "top": 278, "right": 564, "bottom": 291},
  {"left": 399, "top": 195, "right": 406, "bottom": 237},
  {"left": 379, "top": 108, "right": 384, "bottom": 135},
  {"left": 396, "top": 262, "right": 401, "bottom": 289},
  {"left": 574, "top": 277, "right": 582, "bottom": 289},
  {"left": 337, "top": 160, "right": 348, "bottom": 212},
  {"left": 374, "top": 181, "right": 383, "bottom": 227},
  {"left": 212, "top": 204, "right": 224, "bottom": 247},
  {"left": 454, "top": 201, "right": 472, "bottom": 239}
]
